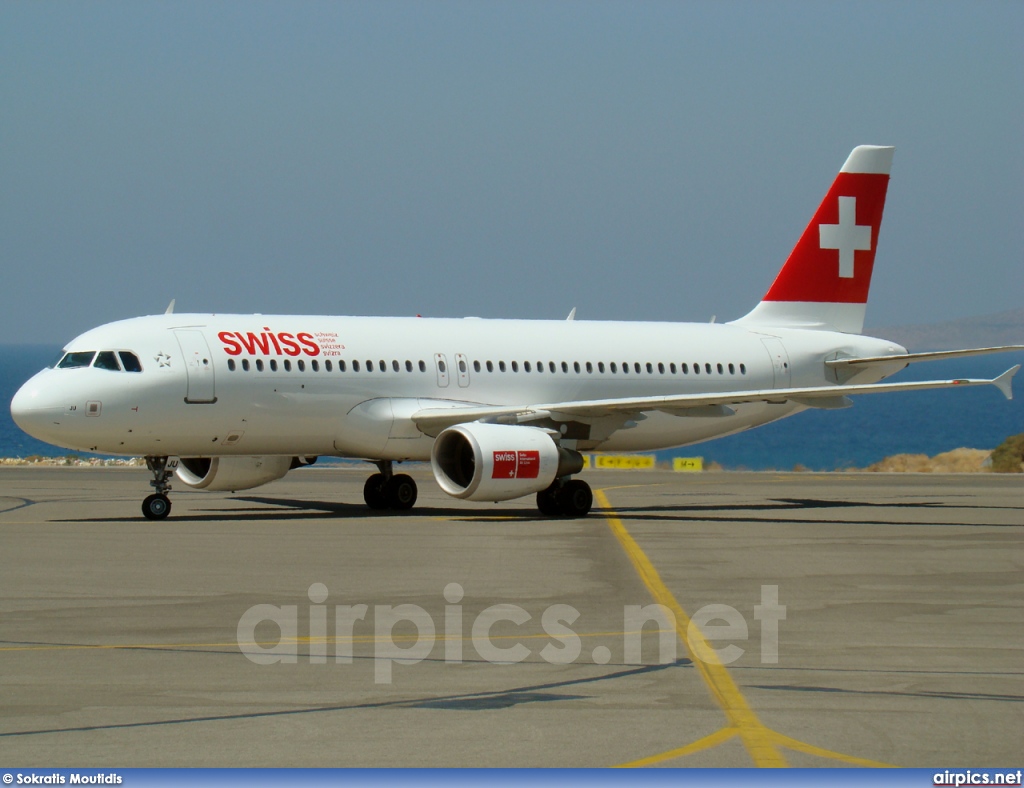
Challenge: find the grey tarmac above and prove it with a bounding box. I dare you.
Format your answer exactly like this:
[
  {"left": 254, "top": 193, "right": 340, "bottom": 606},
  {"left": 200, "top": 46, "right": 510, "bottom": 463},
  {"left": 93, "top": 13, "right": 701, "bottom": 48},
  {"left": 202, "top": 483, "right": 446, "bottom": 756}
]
[{"left": 0, "top": 466, "right": 1021, "bottom": 767}]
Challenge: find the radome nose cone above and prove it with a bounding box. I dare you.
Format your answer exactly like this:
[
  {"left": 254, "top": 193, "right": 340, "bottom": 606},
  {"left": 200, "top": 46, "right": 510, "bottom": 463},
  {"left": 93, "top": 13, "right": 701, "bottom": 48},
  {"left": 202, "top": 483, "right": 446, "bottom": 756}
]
[
  {"left": 10, "top": 378, "right": 56, "bottom": 439},
  {"left": 10, "top": 381, "right": 34, "bottom": 429}
]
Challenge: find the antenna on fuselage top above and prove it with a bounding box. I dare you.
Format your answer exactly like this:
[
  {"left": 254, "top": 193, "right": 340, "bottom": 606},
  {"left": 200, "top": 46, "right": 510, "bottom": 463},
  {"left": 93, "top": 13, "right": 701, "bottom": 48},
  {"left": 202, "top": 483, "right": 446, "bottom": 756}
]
[{"left": 165, "top": 299, "right": 176, "bottom": 315}]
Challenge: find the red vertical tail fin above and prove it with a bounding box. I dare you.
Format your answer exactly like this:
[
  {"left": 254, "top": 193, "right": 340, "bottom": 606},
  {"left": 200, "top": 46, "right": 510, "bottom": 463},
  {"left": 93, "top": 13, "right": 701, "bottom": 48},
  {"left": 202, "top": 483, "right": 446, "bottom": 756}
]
[{"left": 732, "top": 145, "right": 894, "bottom": 334}]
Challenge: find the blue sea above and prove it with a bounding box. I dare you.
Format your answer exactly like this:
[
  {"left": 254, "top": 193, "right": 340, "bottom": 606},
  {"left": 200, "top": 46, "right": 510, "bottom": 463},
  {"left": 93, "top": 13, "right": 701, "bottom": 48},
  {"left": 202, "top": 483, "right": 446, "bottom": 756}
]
[{"left": 2, "top": 344, "right": 1022, "bottom": 470}]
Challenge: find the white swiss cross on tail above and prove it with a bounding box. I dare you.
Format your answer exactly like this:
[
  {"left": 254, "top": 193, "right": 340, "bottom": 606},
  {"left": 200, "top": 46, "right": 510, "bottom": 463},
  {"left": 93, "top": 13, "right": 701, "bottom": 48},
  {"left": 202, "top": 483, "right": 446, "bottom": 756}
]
[
  {"left": 734, "top": 145, "right": 894, "bottom": 335},
  {"left": 819, "top": 196, "right": 872, "bottom": 279}
]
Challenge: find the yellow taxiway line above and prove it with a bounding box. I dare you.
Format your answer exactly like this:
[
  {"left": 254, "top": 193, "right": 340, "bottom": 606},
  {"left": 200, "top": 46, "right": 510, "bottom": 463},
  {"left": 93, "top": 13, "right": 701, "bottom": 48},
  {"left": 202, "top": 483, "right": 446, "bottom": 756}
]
[{"left": 595, "top": 487, "right": 893, "bottom": 768}]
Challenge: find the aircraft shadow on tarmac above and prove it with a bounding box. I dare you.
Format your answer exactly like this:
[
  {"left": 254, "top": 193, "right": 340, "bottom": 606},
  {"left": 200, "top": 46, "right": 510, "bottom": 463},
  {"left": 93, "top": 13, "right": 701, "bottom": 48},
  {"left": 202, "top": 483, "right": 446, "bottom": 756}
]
[
  {"left": 588, "top": 496, "right": 1024, "bottom": 529},
  {"left": 49, "top": 492, "right": 1022, "bottom": 525}
]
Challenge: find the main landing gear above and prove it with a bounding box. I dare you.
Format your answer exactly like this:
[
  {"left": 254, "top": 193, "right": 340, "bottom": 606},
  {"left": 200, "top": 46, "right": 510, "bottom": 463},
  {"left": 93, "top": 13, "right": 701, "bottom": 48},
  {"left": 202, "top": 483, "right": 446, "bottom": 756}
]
[
  {"left": 363, "top": 461, "right": 418, "bottom": 511},
  {"left": 142, "top": 456, "right": 177, "bottom": 520},
  {"left": 536, "top": 477, "right": 593, "bottom": 518}
]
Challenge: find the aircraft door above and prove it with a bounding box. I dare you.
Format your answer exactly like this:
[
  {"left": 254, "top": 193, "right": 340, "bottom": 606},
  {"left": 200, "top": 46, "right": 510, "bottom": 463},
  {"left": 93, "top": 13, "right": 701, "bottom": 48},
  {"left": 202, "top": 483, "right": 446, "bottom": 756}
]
[
  {"left": 174, "top": 330, "right": 217, "bottom": 403},
  {"left": 760, "top": 337, "right": 791, "bottom": 389},
  {"left": 434, "top": 353, "right": 450, "bottom": 388},
  {"left": 455, "top": 353, "right": 471, "bottom": 388}
]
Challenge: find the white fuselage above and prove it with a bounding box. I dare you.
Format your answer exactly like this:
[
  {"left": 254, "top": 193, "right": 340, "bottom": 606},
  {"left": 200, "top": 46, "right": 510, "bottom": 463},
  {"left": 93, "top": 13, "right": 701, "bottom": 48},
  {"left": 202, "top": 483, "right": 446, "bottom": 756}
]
[{"left": 11, "top": 313, "right": 908, "bottom": 460}]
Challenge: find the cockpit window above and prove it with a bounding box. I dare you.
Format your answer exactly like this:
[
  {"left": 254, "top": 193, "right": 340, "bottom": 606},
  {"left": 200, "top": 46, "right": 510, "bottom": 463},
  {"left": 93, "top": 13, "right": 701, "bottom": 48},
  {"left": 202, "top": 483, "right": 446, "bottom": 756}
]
[
  {"left": 57, "top": 351, "right": 96, "bottom": 369},
  {"left": 118, "top": 351, "right": 143, "bottom": 372},
  {"left": 93, "top": 351, "right": 121, "bottom": 371}
]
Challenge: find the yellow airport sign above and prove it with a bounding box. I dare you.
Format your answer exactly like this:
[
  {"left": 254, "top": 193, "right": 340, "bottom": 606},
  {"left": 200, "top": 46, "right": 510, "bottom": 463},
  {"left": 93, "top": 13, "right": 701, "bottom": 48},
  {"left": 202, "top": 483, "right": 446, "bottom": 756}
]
[
  {"left": 672, "top": 457, "right": 703, "bottom": 472},
  {"left": 593, "top": 454, "right": 656, "bottom": 470}
]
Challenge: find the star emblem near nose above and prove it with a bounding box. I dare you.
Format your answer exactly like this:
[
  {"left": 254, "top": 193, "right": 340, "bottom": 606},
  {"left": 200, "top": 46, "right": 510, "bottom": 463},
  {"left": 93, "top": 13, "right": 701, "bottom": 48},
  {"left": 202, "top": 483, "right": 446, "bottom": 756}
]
[{"left": 155, "top": 352, "right": 171, "bottom": 367}]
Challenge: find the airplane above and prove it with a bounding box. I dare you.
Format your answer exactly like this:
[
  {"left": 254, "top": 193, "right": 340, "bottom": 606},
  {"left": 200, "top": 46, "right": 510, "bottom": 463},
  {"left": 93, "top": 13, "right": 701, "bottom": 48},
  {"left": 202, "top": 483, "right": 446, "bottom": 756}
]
[{"left": 10, "top": 145, "right": 1022, "bottom": 521}]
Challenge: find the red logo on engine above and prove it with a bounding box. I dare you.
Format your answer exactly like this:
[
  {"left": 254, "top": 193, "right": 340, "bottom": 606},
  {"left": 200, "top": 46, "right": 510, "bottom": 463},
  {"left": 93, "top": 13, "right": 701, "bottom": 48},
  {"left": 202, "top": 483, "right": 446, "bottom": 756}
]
[{"left": 492, "top": 451, "right": 540, "bottom": 479}]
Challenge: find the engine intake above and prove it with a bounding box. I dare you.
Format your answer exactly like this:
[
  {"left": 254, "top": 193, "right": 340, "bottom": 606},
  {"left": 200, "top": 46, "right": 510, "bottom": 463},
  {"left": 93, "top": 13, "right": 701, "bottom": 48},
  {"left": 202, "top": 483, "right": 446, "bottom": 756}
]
[{"left": 431, "top": 423, "right": 583, "bottom": 502}]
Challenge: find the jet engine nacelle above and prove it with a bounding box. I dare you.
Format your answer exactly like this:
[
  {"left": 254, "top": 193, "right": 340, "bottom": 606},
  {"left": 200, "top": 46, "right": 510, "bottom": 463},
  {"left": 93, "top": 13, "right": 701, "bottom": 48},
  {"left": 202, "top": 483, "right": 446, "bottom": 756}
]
[
  {"left": 176, "top": 456, "right": 294, "bottom": 492},
  {"left": 431, "top": 423, "right": 584, "bottom": 502}
]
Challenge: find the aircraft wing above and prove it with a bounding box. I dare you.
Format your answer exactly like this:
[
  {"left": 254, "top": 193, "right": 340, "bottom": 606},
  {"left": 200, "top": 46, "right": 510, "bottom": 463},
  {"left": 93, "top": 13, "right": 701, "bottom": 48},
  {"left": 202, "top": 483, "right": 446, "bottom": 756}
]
[
  {"left": 826, "top": 345, "right": 1024, "bottom": 369},
  {"left": 411, "top": 366, "right": 1019, "bottom": 434}
]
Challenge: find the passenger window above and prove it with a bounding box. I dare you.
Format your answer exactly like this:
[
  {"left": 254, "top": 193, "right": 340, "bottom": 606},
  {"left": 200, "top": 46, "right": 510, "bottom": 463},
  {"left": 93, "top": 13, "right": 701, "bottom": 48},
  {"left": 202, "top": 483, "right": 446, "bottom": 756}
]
[
  {"left": 94, "top": 351, "right": 121, "bottom": 371},
  {"left": 740, "top": 363, "right": 747, "bottom": 374},
  {"left": 536, "top": 361, "right": 544, "bottom": 373},
  {"left": 418, "top": 360, "right": 426, "bottom": 372},
  {"left": 486, "top": 360, "right": 494, "bottom": 372},
  {"left": 393, "top": 360, "right": 400, "bottom": 372},
  {"left": 312, "top": 360, "right": 319, "bottom": 372},
  {"left": 511, "top": 361, "right": 518, "bottom": 372},
  {"left": 670, "top": 363, "right": 677, "bottom": 374},
  {"left": 242, "top": 359, "right": 251, "bottom": 372},
  {"left": 256, "top": 359, "right": 265, "bottom": 372},
  {"left": 366, "top": 360, "right": 374, "bottom": 372},
  {"left": 325, "top": 360, "right": 333, "bottom": 372},
  {"left": 705, "top": 363, "right": 712, "bottom": 374},
  {"left": 298, "top": 360, "right": 306, "bottom": 372},
  {"left": 406, "top": 360, "right": 414, "bottom": 372},
  {"left": 499, "top": 361, "right": 506, "bottom": 372},
  {"left": 586, "top": 362, "right": 593, "bottom": 373},
  {"left": 228, "top": 359, "right": 237, "bottom": 372},
  {"left": 598, "top": 362, "right": 605, "bottom": 373},
  {"left": 646, "top": 362, "right": 653, "bottom": 374},
  {"left": 379, "top": 360, "right": 386, "bottom": 372},
  {"left": 561, "top": 362, "right": 569, "bottom": 373},
  {"left": 524, "top": 361, "right": 531, "bottom": 372},
  {"left": 610, "top": 362, "right": 617, "bottom": 373},
  {"left": 284, "top": 360, "right": 292, "bottom": 372},
  {"left": 573, "top": 362, "right": 581, "bottom": 373},
  {"left": 693, "top": 364, "right": 700, "bottom": 375},
  {"left": 635, "top": 363, "right": 642, "bottom": 374},
  {"left": 339, "top": 360, "right": 346, "bottom": 372},
  {"left": 118, "top": 352, "right": 143, "bottom": 372},
  {"left": 271, "top": 359, "right": 278, "bottom": 372},
  {"left": 717, "top": 363, "right": 724, "bottom": 374}
]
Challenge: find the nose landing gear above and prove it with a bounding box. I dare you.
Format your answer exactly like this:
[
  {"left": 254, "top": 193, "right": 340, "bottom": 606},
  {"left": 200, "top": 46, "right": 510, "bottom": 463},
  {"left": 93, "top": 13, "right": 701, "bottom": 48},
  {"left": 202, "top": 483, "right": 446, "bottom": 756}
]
[{"left": 142, "top": 456, "right": 178, "bottom": 520}]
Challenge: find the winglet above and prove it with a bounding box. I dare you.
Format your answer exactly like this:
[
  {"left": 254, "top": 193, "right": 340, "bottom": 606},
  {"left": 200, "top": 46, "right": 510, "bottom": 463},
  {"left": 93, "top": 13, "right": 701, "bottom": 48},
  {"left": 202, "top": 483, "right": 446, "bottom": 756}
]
[
  {"left": 993, "top": 365, "right": 1019, "bottom": 400},
  {"left": 567, "top": 307, "right": 577, "bottom": 321},
  {"left": 165, "top": 299, "right": 176, "bottom": 315}
]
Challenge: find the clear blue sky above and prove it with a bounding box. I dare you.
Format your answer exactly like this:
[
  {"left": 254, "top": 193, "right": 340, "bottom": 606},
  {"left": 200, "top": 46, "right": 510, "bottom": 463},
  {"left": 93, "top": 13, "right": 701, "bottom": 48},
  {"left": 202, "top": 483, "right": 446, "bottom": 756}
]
[{"left": 2, "top": 1, "right": 1021, "bottom": 345}]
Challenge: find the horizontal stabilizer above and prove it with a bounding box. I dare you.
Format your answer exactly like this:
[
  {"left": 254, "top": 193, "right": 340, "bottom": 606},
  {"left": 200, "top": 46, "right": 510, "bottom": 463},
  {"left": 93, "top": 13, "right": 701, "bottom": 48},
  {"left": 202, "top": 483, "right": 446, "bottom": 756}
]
[{"left": 827, "top": 345, "right": 1024, "bottom": 368}]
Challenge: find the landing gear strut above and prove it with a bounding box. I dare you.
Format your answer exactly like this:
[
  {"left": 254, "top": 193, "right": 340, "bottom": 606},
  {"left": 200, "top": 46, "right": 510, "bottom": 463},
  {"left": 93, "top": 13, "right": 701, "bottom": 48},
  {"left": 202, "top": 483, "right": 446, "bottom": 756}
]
[
  {"left": 363, "top": 461, "right": 418, "bottom": 511},
  {"left": 142, "top": 456, "right": 178, "bottom": 520},
  {"left": 537, "top": 477, "right": 593, "bottom": 518}
]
